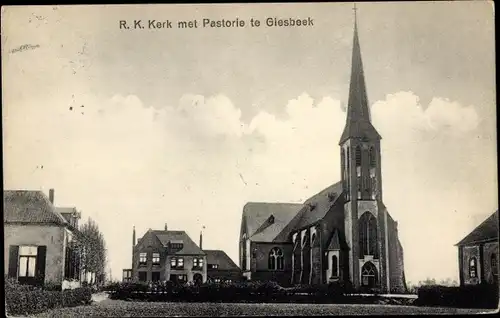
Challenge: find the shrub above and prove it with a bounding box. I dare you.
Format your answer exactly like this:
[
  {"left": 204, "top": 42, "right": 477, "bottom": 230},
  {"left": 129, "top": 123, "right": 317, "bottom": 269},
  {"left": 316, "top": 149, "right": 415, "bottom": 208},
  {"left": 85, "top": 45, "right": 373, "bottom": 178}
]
[
  {"left": 416, "top": 284, "right": 499, "bottom": 309},
  {"left": 5, "top": 278, "right": 92, "bottom": 316},
  {"left": 107, "top": 279, "right": 363, "bottom": 303}
]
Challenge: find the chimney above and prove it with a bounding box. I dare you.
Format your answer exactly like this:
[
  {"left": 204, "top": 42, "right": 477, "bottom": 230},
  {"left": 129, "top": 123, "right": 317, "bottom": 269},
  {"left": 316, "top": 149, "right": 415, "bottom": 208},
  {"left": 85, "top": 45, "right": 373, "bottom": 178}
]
[
  {"left": 164, "top": 223, "right": 168, "bottom": 231},
  {"left": 132, "top": 226, "right": 136, "bottom": 247},
  {"left": 49, "top": 188, "right": 55, "bottom": 204},
  {"left": 199, "top": 231, "right": 203, "bottom": 250}
]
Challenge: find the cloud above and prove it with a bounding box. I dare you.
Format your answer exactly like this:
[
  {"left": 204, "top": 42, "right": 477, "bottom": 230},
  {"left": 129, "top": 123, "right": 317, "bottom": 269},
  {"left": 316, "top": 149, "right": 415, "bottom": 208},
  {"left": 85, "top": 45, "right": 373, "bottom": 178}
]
[{"left": 4, "top": 90, "right": 496, "bottom": 285}]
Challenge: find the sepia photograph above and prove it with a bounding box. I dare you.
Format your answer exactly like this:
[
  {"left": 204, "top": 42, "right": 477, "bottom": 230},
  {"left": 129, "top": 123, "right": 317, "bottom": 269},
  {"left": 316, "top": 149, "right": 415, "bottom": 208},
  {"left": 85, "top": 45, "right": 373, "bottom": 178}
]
[{"left": 2, "top": 2, "right": 498, "bottom": 316}]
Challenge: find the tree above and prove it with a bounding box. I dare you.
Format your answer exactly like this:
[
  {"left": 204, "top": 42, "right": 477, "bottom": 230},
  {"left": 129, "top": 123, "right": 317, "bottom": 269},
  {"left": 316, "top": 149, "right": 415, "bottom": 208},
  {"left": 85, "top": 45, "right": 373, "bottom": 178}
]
[{"left": 79, "top": 217, "right": 107, "bottom": 285}]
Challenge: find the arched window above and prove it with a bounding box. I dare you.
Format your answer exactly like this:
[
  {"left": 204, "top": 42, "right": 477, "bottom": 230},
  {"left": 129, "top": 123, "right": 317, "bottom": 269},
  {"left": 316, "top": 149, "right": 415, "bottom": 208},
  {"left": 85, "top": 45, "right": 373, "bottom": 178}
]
[
  {"left": 341, "top": 148, "right": 346, "bottom": 189},
  {"left": 361, "top": 262, "right": 378, "bottom": 287},
  {"left": 346, "top": 147, "right": 351, "bottom": 200},
  {"left": 302, "top": 233, "right": 308, "bottom": 248},
  {"left": 268, "top": 247, "right": 284, "bottom": 270},
  {"left": 369, "top": 147, "right": 376, "bottom": 168},
  {"left": 331, "top": 255, "right": 338, "bottom": 277},
  {"left": 358, "top": 212, "right": 378, "bottom": 258},
  {"left": 355, "top": 146, "right": 362, "bottom": 167},
  {"left": 469, "top": 257, "right": 477, "bottom": 278},
  {"left": 311, "top": 233, "right": 316, "bottom": 246}
]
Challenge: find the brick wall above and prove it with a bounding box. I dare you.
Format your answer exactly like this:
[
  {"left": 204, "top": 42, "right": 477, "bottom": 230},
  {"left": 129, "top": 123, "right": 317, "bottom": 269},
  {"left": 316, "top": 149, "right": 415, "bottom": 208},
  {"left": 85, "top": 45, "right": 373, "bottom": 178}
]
[
  {"left": 4, "top": 224, "right": 66, "bottom": 284},
  {"left": 250, "top": 242, "right": 292, "bottom": 286},
  {"left": 462, "top": 245, "right": 481, "bottom": 285},
  {"left": 387, "top": 216, "right": 406, "bottom": 293},
  {"left": 482, "top": 241, "right": 499, "bottom": 284}
]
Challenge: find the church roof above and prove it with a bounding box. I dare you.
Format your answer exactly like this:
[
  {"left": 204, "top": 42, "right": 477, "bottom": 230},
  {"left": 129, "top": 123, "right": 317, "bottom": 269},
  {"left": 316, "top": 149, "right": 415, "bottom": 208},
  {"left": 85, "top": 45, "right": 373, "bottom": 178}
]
[
  {"left": 242, "top": 202, "right": 302, "bottom": 242},
  {"left": 297, "top": 181, "right": 344, "bottom": 229},
  {"left": 456, "top": 210, "right": 499, "bottom": 246},
  {"left": 148, "top": 230, "right": 206, "bottom": 255},
  {"left": 4, "top": 190, "right": 67, "bottom": 225},
  {"left": 273, "top": 181, "right": 344, "bottom": 242},
  {"left": 339, "top": 13, "right": 381, "bottom": 144},
  {"left": 204, "top": 250, "right": 240, "bottom": 270}
]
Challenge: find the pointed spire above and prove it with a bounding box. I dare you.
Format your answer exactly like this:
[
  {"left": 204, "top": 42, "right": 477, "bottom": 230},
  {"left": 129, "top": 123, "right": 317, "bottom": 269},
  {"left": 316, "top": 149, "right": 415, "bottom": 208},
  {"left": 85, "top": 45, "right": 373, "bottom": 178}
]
[{"left": 339, "top": 5, "right": 381, "bottom": 144}]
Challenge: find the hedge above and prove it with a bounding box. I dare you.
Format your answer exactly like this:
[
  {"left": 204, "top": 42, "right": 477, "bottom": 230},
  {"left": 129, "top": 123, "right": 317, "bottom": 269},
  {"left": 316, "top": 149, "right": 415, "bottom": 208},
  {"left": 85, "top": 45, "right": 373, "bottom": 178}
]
[
  {"left": 5, "top": 277, "right": 93, "bottom": 316},
  {"left": 106, "top": 280, "right": 387, "bottom": 304},
  {"left": 416, "top": 284, "right": 499, "bottom": 309}
]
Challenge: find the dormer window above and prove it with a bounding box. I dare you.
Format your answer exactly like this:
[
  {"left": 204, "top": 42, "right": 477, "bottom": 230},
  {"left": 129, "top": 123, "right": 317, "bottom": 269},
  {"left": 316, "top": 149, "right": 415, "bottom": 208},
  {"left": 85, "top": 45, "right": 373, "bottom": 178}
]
[
  {"left": 308, "top": 203, "right": 317, "bottom": 211},
  {"left": 328, "top": 192, "right": 336, "bottom": 202},
  {"left": 268, "top": 215, "right": 275, "bottom": 224},
  {"left": 169, "top": 241, "right": 184, "bottom": 250}
]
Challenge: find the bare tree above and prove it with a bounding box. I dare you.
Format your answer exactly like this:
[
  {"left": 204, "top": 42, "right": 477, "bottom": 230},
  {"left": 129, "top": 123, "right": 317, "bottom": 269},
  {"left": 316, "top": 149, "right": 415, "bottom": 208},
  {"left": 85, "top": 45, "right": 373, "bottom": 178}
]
[{"left": 79, "top": 217, "right": 107, "bottom": 285}]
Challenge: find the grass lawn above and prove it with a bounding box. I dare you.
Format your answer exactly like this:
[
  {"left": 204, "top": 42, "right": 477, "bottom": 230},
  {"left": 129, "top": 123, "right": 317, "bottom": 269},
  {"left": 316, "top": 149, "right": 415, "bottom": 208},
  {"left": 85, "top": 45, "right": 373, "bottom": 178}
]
[{"left": 25, "top": 299, "right": 494, "bottom": 317}]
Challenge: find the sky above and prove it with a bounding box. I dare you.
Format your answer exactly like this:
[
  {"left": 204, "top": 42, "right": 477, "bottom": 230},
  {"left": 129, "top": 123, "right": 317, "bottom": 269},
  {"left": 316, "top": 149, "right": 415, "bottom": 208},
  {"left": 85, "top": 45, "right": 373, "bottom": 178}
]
[{"left": 2, "top": 2, "right": 497, "bottom": 284}]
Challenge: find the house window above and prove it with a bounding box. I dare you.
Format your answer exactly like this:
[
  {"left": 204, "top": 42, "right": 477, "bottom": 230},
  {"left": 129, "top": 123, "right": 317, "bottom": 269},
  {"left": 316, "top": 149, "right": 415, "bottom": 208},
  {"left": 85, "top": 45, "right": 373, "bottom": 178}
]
[
  {"left": 209, "top": 264, "right": 219, "bottom": 269},
  {"left": 171, "top": 257, "right": 184, "bottom": 269},
  {"left": 138, "top": 271, "right": 147, "bottom": 282},
  {"left": 139, "top": 253, "right": 147, "bottom": 265},
  {"left": 469, "top": 257, "right": 477, "bottom": 278},
  {"left": 268, "top": 247, "right": 284, "bottom": 270},
  {"left": 18, "top": 246, "right": 37, "bottom": 278},
  {"left": 214, "top": 278, "right": 221, "bottom": 283},
  {"left": 178, "top": 274, "right": 187, "bottom": 283},
  {"left": 226, "top": 279, "right": 232, "bottom": 283},
  {"left": 358, "top": 212, "right": 378, "bottom": 258},
  {"left": 177, "top": 257, "right": 184, "bottom": 269},
  {"left": 302, "top": 233, "right": 307, "bottom": 248},
  {"left": 152, "top": 253, "right": 160, "bottom": 265},
  {"left": 331, "top": 255, "right": 338, "bottom": 278},
  {"left": 193, "top": 258, "right": 204, "bottom": 269},
  {"left": 151, "top": 271, "right": 161, "bottom": 282},
  {"left": 123, "top": 270, "right": 132, "bottom": 280}
]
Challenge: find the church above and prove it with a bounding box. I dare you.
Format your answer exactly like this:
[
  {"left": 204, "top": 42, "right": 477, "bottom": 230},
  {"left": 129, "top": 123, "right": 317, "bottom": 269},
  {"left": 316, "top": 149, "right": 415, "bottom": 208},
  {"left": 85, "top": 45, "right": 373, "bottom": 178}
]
[{"left": 239, "top": 12, "right": 407, "bottom": 293}]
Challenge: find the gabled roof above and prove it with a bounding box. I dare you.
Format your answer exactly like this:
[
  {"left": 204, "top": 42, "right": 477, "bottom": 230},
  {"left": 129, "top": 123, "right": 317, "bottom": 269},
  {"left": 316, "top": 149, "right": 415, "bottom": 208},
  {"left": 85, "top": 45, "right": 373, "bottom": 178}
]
[
  {"left": 326, "top": 229, "right": 341, "bottom": 250},
  {"left": 150, "top": 230, "right": 205, "bottom": 255},
  {"left": 204, "top": 250, "right": 240, "bottom": 271},
  {"left": 456, "top": 210, "right": 499, "bottom": 246},
  {"left": 242, "top": 202, "right": 302, "bottom": 242},
  {"left": 4, "top": 190, "right": 67, "bottom": 226}
]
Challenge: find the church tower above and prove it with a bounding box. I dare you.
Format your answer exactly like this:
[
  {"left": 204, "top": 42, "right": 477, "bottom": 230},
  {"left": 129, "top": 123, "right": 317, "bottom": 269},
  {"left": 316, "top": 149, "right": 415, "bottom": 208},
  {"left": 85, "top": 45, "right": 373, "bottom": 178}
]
[{"left": 339, "top": 7, "right": 390, "bottom": 292}]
